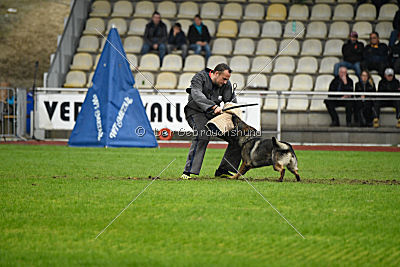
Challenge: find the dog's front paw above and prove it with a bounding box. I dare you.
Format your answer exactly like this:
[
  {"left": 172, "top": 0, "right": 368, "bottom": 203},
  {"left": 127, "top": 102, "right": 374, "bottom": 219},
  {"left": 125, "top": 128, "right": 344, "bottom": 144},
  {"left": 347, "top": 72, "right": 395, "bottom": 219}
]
[{"left": 229, "top": 175, "right": 239, "bottom": 180}]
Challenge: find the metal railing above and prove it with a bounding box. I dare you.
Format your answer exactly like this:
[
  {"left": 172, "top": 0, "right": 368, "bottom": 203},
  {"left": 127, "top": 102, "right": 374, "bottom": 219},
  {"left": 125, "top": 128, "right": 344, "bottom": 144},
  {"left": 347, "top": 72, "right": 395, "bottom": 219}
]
[{"left": 0, "top": 88, "right": 16, "bottom": 139}]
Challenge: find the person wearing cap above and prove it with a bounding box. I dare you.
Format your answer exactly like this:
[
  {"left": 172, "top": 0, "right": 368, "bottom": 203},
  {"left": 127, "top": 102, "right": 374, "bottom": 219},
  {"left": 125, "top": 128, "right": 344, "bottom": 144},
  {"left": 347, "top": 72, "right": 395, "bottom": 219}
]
[
  {"left": 167, "top": 23, "right": 188, "bottom": 59},
  {"left": 362, "top": 32, "right": 389, "bottom": 77},
  {"left": 334, "top": 31, "right": 364, "bottom": 78},
  {"left": 141, "top": 11, "right": 168, "bottom": 63},
  {"left": 372, "top": 68, "right": 400, "bottom": 128},
  {"left": 188, "top": 15, "right": 212, "bottom": 60}
]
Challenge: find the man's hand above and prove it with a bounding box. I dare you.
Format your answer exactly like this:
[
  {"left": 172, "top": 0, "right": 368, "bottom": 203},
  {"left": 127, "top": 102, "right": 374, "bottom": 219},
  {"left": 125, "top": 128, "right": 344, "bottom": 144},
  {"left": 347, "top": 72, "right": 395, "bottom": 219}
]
[
  {"left": 196, "top": 41, "right": 202, "bottom": 45},
  {"left": 153, "top": 44, "right": 158, "bottom": 50},
  {"left": 213, "top": 105, "right": 223, "bottom": 114}
]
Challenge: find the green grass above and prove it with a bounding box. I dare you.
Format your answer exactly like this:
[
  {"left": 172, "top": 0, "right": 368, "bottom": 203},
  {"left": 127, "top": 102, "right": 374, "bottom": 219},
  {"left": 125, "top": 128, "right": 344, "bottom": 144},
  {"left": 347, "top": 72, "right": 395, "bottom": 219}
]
[{"left": 1, "top": 145, "right": 400, "bottom": 266}]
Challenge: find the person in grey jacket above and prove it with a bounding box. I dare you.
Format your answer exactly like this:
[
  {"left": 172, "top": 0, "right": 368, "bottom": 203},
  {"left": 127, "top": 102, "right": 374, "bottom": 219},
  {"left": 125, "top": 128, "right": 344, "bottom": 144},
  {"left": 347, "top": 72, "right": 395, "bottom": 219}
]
[
  {"left": 141, "top": 11, "right": 168, "bottom": 63},
  {"left": 181, "top": 63, "right": 241, "bottom": 179}
]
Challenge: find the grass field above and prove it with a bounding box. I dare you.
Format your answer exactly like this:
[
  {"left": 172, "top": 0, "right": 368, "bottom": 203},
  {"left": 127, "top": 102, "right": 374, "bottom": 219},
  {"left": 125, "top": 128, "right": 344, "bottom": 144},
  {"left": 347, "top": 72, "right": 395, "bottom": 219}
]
[{"left": 1, "top": 145, "right": 400, "bottom": 266}]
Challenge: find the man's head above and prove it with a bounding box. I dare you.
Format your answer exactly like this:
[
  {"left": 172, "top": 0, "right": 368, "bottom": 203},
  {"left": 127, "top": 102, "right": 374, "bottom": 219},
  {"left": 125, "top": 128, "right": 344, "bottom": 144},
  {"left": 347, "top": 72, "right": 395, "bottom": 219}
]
[
  {"left": 384, "top": 68, "right": 394, "bottom": 81},
  {"left": 152, "top": 11, "right": 161, "bottom": 25},
  {"left": 173, "top": 23, "right": 182, "bottom": 32},
  {"left": 194, "top": 14, "right": 202, "bottom": 26},
  {"left": 369, "top": 32, "right": 379, "bottom": 45},
  {"left": 211, "top": 63, "right": 232, "bottom": 87},
  {"left": 338, "top": 66, "right": 348, "bottom": 79},
  {"left": 349, "top": 31, "right": 358, "bottom": 42}
]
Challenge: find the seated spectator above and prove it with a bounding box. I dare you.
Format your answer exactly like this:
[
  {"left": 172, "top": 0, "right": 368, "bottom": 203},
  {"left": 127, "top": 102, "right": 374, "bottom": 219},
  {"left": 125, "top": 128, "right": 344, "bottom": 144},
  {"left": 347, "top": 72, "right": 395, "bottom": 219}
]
[
  {"left": 188, "top": 15, "right": 211, "bottom": 60},
  {"left": 141, "top": 11, "right": 168, "bottom": 63},
  {"left": 167, "top": 23, "right": 188, "bottom": 59},
  {"left": 389, "top": 10, "right": 400, "bottom": 47},
  {"left": 390, "top": 32, "right": 400, "bottom": 74},
  {"left": 354, "top": 70, "right": 376, "bottom": 127},
  {"left": 372, "top": 68, "right": 400, "bottom": 128},
  {"left": 361, "top": 32, "right": 389, "bottom": 77},
  {"left": 324, "top": 66, "right": 354, "bottom": 127},
  {"left": 334, "top": 31, "right": 364, "bottom": 78}
]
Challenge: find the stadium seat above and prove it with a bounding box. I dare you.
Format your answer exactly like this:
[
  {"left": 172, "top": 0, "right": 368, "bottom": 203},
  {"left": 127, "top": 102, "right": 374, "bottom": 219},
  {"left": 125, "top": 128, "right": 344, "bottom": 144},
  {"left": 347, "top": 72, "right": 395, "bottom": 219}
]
[
  {"left": 64, "top": 71, "right": 87, "bottom": 88},
  {"left": 70, "top": 53, "right": 93, "bottom": 71},
  {"left": 301, "top": 39, "right": 322, "bottom": 56},
  {"left": 177, "top": 2, "right": 198, "bottom": 19},
  {"left": 328, "top": 22, "right": 350, "bottom": 39},
  {"left": 212, "top": 38, "right": 233, "bottom": 55},
  {"left": 269, "top": 0, "right": 290, "bottom": 3},
  {"left": 248, "top": 0, "right": 268, "bottom": 3},
  {"left": 314, "top": 74, "right": 334, "bottom": 91},
  {"left": 309, "top": 96, "right": 328, "bottom": 111},
  {"left": 135, "top": 72, "right": 154, "bottom": 89},
  {"left": 238, "top": 21, "right": 260, "bottom": 38},
  {"left": 243, "top": 4, "right": 265, "bottom": 20},
  {"left": 216, "top": 20, "right": 238, "bottom": 38},
  {"left": 246, "top": 74, "right": 268, "bottom": 89},
  {"left": 133, "top": 1, "right": 155, "bottom": 18},
  {"left": 177, "top": 73, "right": 195, "bottom": 90},
  {"left": 352, "top": 22, "right": 372, "bottom": 39},
  {"left": 163, "top": 19, "right": 171, "bottom": 32},
  {"left": 126, "top": 54, "right": 138, "bottom": 70},
  {"left": 256, "top": 39, "right": 277, "bottom": 56},
  {"left": 233, "top": 38, "right": 255, "bottom": 55},
  {"left": 261, "top": 21, "right": 282, "bottom": 38},
  {"left": 306, "top": 22, "right": 327, "bottom": 39},
  {"left": 83, "top": 18, "right": 105, "bottom": 35},
  {"left": 90, "top": 1, "right": 111, "bottom": 17},
  {"left": 378, "top": 4, "right": 399, "bottom": 21},
  {"left": 323, "top": 39, "right": 344, "bottom": 56},
  {"left": 291, "top": 74, "right": 313, "bottom": 91},
  {"left": 273, "top": 56, "right": 295, "bottom": 73},
  {"left": 203, "top": 20, "right": 216, "bottom": 37},
  {"left": 288, "top": 4, "right": 309, "bottom": 20},
  {"left": 139, "top": 54, "right": 160, "bottom": 71},
  {"left": 283, "top": 21, "right": 305, "bottom": 38},
  {"left": 279, "top": 39, "right": 300, "bottom": 56},
  {"left": 296, "top": 57, "right": 318, "bottom": 74},
  {"left": 266, "top": 4, "right": 287, "bottom": 21},
  {"left": 77, "top": 36, "right": 99, "bottom": 53},
  {"left": 375, "top": 22, "right": 393, "bottom": 39},
  {"left": 229, "top": 73, "right": 245, "bottom": 90},
  {"left": 269, "top": 74, "right": 291, "bottom": 91},
  {"left": 183, "top": 55, "right": 205, "bottom": 72},
  {"left": 127, "top": 19, "right": 147, "bottom": 36},
  {"left": 176, "top": 19, "right": 191, "bottom": 35},
  {"left": 124, "top": 36, "right": 143, "bottom": 53},
  {"left": 157, "top": 1, "right": 177, "bottom": 19},
  {"left": 106, "top": 18, "right": 127, "bottom": 35},
  {"left": 332, "top": 4, "right": 354, "bottom": 21},
  {"left": 319, "top": 57, "right": 340, "bottom": 73},
  {"left": 251, "top": 56, "right": 273, "bottom": 73},
  {"left": 263, "top": 96, "right": 286, "bottom": 111},
  {"left": 200, "top": 2, "right": 220, "bottom": 19},
  {"left": 349, "top": 74, "right": 359, "bottom": 84},
  {"left": 230, "top": 56, "right": 250, "bottom": 73},
  {"left": 338, "top": 0, "right": 356, "bottom": 2},
  {"left": 221, "top": 3, "right": 242, "bottom": 19},
  {"left": 355, "top": 4, "right": 376, "bottom": 21},
  {"left": 286, "top": 97, "right": 310, "bottom": 111},
  {"left": 371, "top": 74, "right": 381, "bottom": 88},
  {"left": 315, "top": 0, "right": 335, "bottom": 3},
  {"left": 310, "top": 4, "right": 331, "bottom": 21},
  {"left": 86, "top": 72, "right": 94, "bottom": 88},
  {"left": 94, "top": 54, "right": 101, "bottom": 69},
  {"left": 207, "top": 56, "right": 228, "bottom": 69},
  {"left": 155, "top": 72, "right": 177, "bottom": 89},
  {"left": 111, "top": 1, "right": 133, "bottom": 17},
  {"left": 160, "top": 54, "right": 182, "bottom": 71}
]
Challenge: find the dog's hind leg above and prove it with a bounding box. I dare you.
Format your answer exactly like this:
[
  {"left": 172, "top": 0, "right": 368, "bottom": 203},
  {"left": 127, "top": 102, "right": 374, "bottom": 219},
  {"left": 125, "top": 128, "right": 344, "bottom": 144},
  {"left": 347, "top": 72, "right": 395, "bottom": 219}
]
[
  {"left": 289, "top": 169, "right": 301, "bottom": 182},
  {"left": 230, "top": 161, "right": 251, "bottom": 180},
  {"left": 273, "top": 163, "right": 285, "bottom": 182}
]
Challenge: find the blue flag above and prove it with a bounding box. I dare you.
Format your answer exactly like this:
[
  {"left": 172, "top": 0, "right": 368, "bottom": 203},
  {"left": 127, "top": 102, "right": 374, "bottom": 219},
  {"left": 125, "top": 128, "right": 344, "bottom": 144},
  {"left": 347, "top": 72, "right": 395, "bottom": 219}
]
[{"left": 68, "top": 28, "right": 158, "bottom": 148}]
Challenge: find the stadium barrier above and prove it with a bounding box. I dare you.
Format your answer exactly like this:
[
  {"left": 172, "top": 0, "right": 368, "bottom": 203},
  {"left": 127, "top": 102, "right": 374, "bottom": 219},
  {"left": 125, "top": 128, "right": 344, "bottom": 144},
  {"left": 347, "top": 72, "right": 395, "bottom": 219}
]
[{"left": 0, "top": 87, "right": 16, "bottom": 139}]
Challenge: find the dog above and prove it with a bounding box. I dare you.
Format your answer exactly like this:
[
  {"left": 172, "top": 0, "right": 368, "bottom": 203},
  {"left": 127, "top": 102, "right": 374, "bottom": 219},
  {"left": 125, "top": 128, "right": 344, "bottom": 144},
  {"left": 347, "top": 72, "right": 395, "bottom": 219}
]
[{"left": 229, "top": 115, "right": 301, "bottom": 182}]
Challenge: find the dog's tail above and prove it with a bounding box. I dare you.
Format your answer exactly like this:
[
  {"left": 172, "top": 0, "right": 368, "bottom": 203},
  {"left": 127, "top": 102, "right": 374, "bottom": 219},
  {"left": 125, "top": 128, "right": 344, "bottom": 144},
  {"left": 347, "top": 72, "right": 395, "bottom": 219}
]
[{"left": 272, "top": 136, "right": 291, "bottom": 150}]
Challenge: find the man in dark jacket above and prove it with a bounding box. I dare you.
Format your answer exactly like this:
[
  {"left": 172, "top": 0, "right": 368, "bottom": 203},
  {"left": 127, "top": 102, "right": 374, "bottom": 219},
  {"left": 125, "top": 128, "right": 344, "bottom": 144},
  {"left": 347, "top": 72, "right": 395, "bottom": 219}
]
[
  {"left": 389, "top": 10, "right": 400, "bottom": 47},
  {"left": 334, "top": 31, "right": 364, "bottom": 78},
  {"left": 167, "top": 23, "right": 188, "bottom": 59},
  {"left": 141, "top": 11, "right": 168, "bottom": 62},
  {"left": 354, "top": 70, "right": 376, "bottom": 127},
  {"left": 324, "top": 66, "right": 354, "bottom": 127},
  {"left": 188, "top": 15, "right": 211, "bottom": 60},
  {"left": 181, "top": 63, "right": 241, "bottom": 179},
  {"left": 390, "top": 32, "right": 400, "bottom": 73},
  {"left": 361, "top": 32, "right": 389, "bottom": 77},
  {"left": 372, "top": 68, "right": 400, "bottom": 128}
]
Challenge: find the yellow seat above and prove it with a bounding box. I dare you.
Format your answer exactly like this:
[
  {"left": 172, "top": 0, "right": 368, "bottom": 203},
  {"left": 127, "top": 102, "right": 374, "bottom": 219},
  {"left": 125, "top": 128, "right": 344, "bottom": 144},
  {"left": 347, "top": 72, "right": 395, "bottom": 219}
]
[
  {"left": 266, "top": 4, "right": 287, "bottom": 21},
  {"left": 139, "top": 54, "right": 160, "bottom": 71},
  {"left": 90, "top": 1, "right": 111, "bottom": 17},
  {"left": 106, "top": 18, "right": 127, "bottom": 35},
  {"left": 70, "top": 53, "right": 93, "bottom": 71},
  {"left": 64, "top": 71, "right": 87, "bottom": 88},
  {"left": 111, "top": 1, "right": 133, "bottom": 17},
  {"left": 77, "top": 36, "right": 99, "bottom": 53},
  {"left": 216, "top": 20, "right": 238, "bottom": 38},
  {"left": 155, "top": 72, "right": 177, "bottom": 89},
  {"left": 83, "top": 18, "right": 105, "bottom": 35}
]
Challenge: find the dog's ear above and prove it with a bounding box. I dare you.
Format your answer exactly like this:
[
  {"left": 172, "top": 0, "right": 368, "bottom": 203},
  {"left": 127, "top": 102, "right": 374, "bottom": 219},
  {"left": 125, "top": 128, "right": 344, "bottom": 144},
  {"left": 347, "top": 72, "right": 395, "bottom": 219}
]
[{"left": 231, "top": 113, "right": 239, "bottom": 126}]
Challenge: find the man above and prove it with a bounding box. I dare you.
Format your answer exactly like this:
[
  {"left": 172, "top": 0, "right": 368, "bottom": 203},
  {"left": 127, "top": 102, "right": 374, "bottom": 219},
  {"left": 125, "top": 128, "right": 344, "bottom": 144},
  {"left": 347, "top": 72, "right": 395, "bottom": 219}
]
[
  {"left": 181, "top": 63, "right": 241, "bottom": 179},
  {"left": 372, "top": 68, "right": 400, "bottom": 128},
  {"left": 324, "top": 66, "right": 354, "bottom": 127},
  {"left": 141, "top": 11, "right": 168, "bottom": 63},
  {"left": 188, "top": 15, "right": 211, "bottom": 60},
  {"left": 167, "top": 23, "right": 188, "bottom": 59},
  {"left": 334, "top": 31, "right": 364, "bottom": 78},
  {"left": 361, "top": 32, "right": 389, "bottom": 77},
  {"left": 389, "top": 10, "right": 400, "bottom": 47},
  {"left": 390, "top": 32, "right": 400, "bottom": 74}
]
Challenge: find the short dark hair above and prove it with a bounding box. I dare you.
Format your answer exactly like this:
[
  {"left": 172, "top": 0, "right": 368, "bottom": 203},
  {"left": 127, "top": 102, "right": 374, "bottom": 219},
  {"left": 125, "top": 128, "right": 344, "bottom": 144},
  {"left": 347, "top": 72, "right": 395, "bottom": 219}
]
[
  {"left": 213, "top": 63, "right": 232, "bottom": 74},
  {"left": 174, "top": 23, "right": 181, "bottom": 29},
  {"left": 370, "top": 31, "right": 379, "bottom": 38},
  {"left": 194, "top": 14, "right": 201, "bottom": 19},
  {"left": 152, "top": 11, "right": 161, "bottom": 17}
]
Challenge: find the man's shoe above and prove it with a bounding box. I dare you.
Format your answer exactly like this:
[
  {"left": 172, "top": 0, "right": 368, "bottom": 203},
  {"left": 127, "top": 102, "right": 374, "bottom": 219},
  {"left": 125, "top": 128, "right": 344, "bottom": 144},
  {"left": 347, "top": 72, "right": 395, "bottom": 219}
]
[
  {"left": 373, "top": 118, "right": 379, "bottom": 128},
  {"left": 215, "top": 169, "right": 233, "bottom": 178},
  {"left": 396, "top": 119, "right": 400, "bottom": 128},
  {"left": 180, "top": 173, "right": 191, "bottom": 180}
]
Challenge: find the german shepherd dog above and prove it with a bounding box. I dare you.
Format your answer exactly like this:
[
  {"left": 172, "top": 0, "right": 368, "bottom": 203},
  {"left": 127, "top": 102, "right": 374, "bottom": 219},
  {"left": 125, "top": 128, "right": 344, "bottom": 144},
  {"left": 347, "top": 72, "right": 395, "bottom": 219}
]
[{"left": 230, "top": 115, "right": 301, "bottom": 182}]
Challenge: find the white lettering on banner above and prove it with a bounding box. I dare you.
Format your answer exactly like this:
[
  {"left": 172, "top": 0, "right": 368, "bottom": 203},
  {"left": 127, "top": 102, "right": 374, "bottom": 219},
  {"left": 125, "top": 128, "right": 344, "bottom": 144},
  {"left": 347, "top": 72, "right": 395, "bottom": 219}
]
[
  {"left": 109, "top": 97, "right": 133, "bottom": 139},
  {"left": 92, "top": 94, "right": 103, "bottom": 141}
]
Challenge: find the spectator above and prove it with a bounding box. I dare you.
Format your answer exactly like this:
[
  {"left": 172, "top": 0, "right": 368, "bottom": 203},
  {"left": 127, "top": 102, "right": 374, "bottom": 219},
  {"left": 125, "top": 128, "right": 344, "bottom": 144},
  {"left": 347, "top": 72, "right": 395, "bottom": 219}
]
[
  {"left": 141, "top": 11, "right": 168, "bottom": 63},
  {"left": 334, "top": 31, "right": 364, "bottom": 78},
  {"left": 354, "top": 70, "right": 376, "bottom": 127},
  {"left": 362, "top": 32, "right": 389, "bottom": 77},
  {"left": 390, "top": 32, "right": 400, "bottom": 73},
  {"left": 372, "top": 68, "right": 400, "bottom": 128},
  {"left": 389, "top": 10, "right": 400, "bottom": 47},
  {"left": 324, "top": 66, "right": 354, "bottom": 127},
  {"left": 188, "top": 15, "right": 211, "bottom": 60},
  {"left": 167, "top": 23, "right": 188, "bottom": 59}
]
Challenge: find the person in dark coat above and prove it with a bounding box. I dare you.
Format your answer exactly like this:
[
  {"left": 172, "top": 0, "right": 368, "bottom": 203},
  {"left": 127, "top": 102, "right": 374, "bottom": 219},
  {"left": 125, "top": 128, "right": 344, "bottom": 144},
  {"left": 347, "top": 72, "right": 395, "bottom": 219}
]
[
  {"left": 390, "top": 32, "right": 400, "bottom": 73},
  {"left": 187, "top": 15, "right": 211, "bottom": 60},
  {"left": 167, "top": 23, "right": 188, "bottom": 59},
  {"left": 372, "top": 68, "right": 400, "bottom": 128},
  {"left": 324, "top": 66, "right": 354, "bottom": 127},
  {"left": 389, "top": 10, "right": 400, "bottom": 47},
  {"left": 141, "top": 11, "right": 168, "bottom": 62},
  {"left": 361, "top": 32, "right": 389, "bottom": 77},
  {"left": 334, "top": 31, "right": 364, "bottom": 78},
  {"left": 354, "top": 70, "right": 376, "bottom": 127}
]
